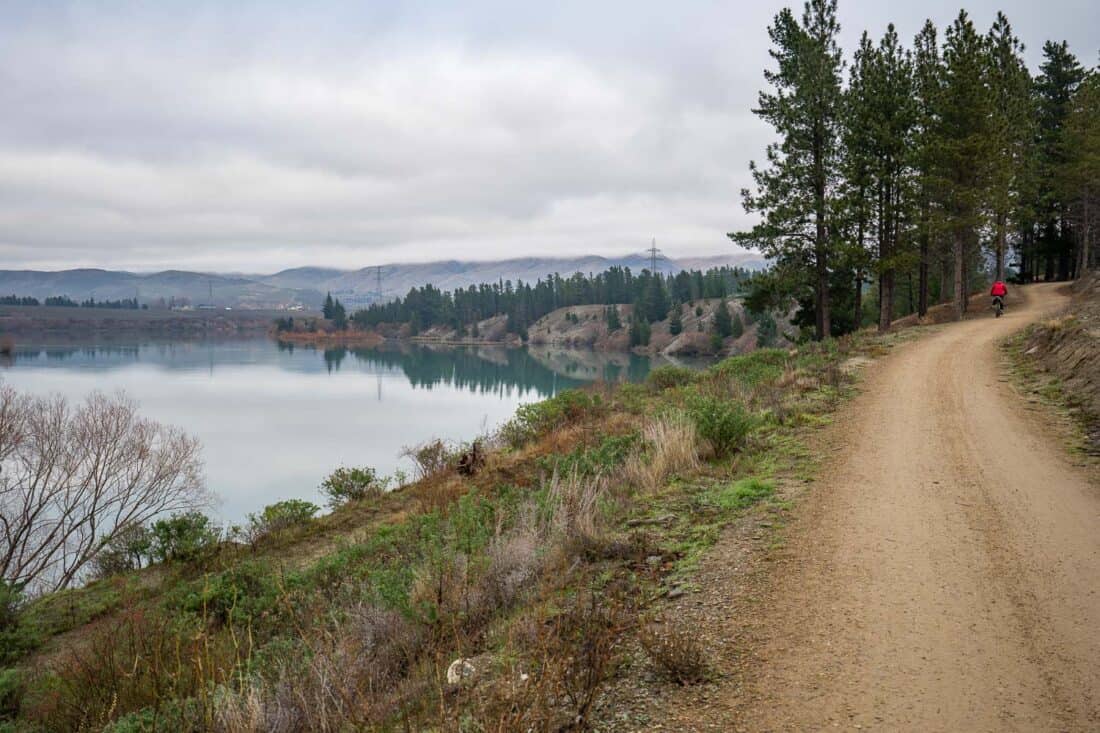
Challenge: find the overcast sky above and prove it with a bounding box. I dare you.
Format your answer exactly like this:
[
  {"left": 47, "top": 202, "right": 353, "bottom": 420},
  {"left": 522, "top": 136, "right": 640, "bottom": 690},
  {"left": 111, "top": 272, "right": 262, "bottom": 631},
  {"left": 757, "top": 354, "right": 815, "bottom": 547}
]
[{"left": 1, "top": 1, "right": 1096, "bottom": 273}]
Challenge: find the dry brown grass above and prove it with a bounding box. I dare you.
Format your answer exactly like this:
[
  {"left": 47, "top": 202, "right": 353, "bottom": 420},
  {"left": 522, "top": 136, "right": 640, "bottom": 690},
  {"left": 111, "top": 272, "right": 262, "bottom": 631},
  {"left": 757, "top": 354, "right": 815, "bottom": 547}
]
[{"left": 623, "top": 411, "right": 701, "bottom": 492}]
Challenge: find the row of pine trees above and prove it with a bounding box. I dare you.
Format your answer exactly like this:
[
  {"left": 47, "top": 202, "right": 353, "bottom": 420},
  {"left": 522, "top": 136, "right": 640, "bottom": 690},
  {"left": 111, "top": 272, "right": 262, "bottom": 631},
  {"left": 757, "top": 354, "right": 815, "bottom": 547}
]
[
  {"left": 350, "top": 265, "right": 755, "bottom": 337},
  {"left": 734, "top": 0, "right": 1100, "bottom": 339}
]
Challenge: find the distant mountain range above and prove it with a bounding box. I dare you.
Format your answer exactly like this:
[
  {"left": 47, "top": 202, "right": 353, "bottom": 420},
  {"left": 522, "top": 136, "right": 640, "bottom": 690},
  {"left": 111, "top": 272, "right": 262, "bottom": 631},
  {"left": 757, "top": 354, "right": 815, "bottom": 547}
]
[{"left": 0, "top": 252, "right": 764, "bottom": 310}]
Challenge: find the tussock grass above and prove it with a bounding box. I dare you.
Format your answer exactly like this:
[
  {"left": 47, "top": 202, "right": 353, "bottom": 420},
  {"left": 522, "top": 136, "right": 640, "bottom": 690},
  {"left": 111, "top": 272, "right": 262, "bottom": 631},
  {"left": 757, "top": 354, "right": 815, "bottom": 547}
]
[{"left": 623, "top": 411, "right": 700, "bottom": 492}]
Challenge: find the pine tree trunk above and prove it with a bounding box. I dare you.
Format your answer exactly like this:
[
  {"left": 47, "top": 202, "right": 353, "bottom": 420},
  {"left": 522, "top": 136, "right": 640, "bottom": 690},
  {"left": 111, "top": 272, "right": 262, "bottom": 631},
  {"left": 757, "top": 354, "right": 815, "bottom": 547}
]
[
  {"left": 995, "top": 212, "right": 1007, "bottom": 281},
  {"left": 879, "top": 271, "right": 894, "bottom": 332},
  {"left": 854, "top": 270, "right": 863, "bottom": 331},
  {"left": 953, "top": 229, "right": 965, "bottom": 321},
  {"left": 1077, "top": 196, "right": 1091, "bottom": 277},
  {"left": 940, "top": 256, "right": 953, "bottom": 304},
  {"left": 918, "top": 229, "right": 929, "bottom": 317},
  {"left": 816, "top": 254, "right": 830, "bottom": 340}
]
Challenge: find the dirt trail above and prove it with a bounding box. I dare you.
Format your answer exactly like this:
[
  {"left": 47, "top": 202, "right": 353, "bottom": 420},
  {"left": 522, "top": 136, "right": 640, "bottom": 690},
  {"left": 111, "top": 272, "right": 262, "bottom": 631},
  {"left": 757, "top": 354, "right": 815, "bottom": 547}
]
[{"left": 739, "top": 283, "right": 1100, "bottom": 732}]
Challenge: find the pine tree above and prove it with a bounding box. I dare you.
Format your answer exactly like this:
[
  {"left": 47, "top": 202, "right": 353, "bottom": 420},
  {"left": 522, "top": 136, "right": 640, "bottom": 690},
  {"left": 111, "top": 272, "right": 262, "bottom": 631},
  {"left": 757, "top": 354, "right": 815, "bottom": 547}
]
[
  {"left": 1062, "top": 69, "right": 1100, "bottom": 274},
  {"left": 629, "top": 315, "right": 651, "bottom": 347},
  {"left": 714, "top": 299, "right": 733, "bottom": 337},
  {"left": 331, "top": 298, "right": 347, "bottom": 330},
  {"left": 1035, "top": 42, "right": 1085, "bottom": 280},
  {"left": 845, "top": 25, "right": 915, "bottom": 331},
  {"left": 732, "top": 0, "right": 845, "bottom": 340},
  {"left": 839, "top": 32, "right": 877, "bottom": 331},
  {"left": 986, "top": 13, "right": 1032, "bottom": 281},
  {"left": 938, "top": 11, "right": 994, "bottom": 319},
  {"left": 669, "top": 304, "right": 683, "bottom": 335},
  {"left": 911, "top": 21, "right": 943, "bottom": 315},
  {"left": 605, "top": 305, "right": 622, "bottom": 331},
  {"left": 322, "top": 292, "right": 335, "bottom": 320},
  {"left": 731, "top": 312, "right": 745, "bottom": 339}
]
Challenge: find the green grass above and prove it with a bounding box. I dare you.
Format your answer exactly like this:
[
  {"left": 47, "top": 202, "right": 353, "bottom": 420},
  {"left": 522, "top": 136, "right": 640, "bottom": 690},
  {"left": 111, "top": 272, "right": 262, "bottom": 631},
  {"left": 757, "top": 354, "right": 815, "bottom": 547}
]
[{"left": 707, "top": 478, "right": 775, "bottom": 511}]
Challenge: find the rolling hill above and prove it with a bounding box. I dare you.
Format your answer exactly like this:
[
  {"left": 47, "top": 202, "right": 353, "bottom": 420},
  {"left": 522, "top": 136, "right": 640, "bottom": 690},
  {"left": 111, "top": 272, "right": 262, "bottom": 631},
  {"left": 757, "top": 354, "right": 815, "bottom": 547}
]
[{"left": 0, "top": 252, "right": 764, "bottom": 310}]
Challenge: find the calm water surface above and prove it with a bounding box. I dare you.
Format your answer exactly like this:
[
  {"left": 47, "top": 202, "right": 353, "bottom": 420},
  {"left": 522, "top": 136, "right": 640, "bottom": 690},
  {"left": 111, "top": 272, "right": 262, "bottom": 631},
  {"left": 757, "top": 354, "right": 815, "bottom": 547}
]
[{"left": 1, "top": 339, "right": 701, "bottom": 521}]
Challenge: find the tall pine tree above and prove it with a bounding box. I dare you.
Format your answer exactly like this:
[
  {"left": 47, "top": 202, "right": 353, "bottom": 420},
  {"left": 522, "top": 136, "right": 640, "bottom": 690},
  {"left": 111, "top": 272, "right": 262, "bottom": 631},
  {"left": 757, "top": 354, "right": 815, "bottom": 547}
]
[
  {"left": 733, "top": 0, "right": 845, "bottom": 340},
  {"left": 938, "top": 11, "right": 993, "bottom": 319},
  {"left": 1035, "top": 41, "right": 1085, "bottom": 280},
  {"left": 986, "top": 13, "right": 1032, "bottom": 281}
]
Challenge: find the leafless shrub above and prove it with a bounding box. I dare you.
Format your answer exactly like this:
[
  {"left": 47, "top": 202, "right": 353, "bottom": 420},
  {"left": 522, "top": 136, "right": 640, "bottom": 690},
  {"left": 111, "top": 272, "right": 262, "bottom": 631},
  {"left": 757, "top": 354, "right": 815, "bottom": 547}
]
[
  {"left": 623, "top": 411, "right": 701, "bottom": 492},
  {"left": 28, "top": 608, "right": 229, "bottom": 731},
  {"left": 459, "top": 588, "right": 626, "bottom": 732},
  {"left": 402, "top": 438, "right": 456, "bottom": 481},
  {"left": 215, "top": 605, "right": 424, "bottom": 732},
  {"left": 481, "top": 526, "right": 543, "bottom": 611},
  {"left": 0, "top": 386, "right": 209, "bottom": 593},
  {"left": 639, "top": 617, "right": 711, "bottom": 685}
]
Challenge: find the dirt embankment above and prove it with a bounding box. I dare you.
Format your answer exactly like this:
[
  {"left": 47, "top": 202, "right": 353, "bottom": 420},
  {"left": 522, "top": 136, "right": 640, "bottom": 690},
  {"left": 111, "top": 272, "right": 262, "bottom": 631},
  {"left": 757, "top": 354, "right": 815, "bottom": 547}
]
[{"left": 1022, "top": 275, "right": 1100, "bottom": 445}]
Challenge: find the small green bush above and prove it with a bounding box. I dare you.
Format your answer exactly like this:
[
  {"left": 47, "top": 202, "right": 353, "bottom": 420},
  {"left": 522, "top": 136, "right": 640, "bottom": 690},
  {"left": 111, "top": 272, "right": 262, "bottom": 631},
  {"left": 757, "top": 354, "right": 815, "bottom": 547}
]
[
  {"left": 646, "top": 366, "right": 697, "bottom": 390},
  {"left": 320, "top": 466, "right": 389, "bottom": 507},
  {"left": 539, "top": 433, "right": 641, "bottom": 477},
  {"left": 150, "top": 512, "right": 220, "bottom": 563},
  {"left": 500, "top": 389, "right": 602, "bottom": 448},
  {"left": 0, "top": 583, "right": 40, "bottom": 665},
  {"left": 0, "top": 668, "right": 25, "bottom": 720},
  {"left": 92, "top": 523, "right": 153, "bottom": 578},
  {"left": 688, "top": 395, "right": 757, "bottom": 457},
  {"left": 173, "top": 561, "right": 282, "bottom": 627},
  {"left": 248, "top": 499, "right": 319, "bottom": 539}
]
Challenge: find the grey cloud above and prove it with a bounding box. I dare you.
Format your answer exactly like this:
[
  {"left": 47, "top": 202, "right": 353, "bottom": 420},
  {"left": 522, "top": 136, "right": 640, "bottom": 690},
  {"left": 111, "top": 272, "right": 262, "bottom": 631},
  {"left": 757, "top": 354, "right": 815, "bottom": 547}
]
[{"left": 0, "top": 0, "right": 1096, "bottom": 272}]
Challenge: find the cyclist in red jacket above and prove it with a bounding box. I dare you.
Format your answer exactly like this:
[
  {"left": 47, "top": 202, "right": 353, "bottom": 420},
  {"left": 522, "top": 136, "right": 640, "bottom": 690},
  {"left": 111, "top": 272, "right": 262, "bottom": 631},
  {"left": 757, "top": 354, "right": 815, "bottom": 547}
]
[{"left": 990, "top": 280, "right": 1008, "bottom": 316}]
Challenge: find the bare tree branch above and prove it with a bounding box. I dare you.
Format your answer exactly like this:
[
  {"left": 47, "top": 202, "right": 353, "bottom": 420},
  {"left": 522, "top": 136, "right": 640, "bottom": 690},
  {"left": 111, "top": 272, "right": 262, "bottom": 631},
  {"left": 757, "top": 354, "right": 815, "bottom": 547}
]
[{"left": 0, "top": 386, "right": 209, "bottom": 593}]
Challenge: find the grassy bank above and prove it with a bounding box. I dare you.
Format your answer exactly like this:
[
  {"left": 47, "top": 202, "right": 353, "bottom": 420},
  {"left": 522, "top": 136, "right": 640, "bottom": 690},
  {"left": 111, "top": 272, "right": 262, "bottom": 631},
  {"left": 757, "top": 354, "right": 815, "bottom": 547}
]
[{"left": 0, "top": 335, "right": 881, "bottom": 732}]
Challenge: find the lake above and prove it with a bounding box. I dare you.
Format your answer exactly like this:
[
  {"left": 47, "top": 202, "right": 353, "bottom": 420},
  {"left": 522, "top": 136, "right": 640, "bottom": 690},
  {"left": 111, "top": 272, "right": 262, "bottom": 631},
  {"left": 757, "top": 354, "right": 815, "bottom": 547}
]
[{"left": 0, "top": 339, "right": 703, "bottom": 521}]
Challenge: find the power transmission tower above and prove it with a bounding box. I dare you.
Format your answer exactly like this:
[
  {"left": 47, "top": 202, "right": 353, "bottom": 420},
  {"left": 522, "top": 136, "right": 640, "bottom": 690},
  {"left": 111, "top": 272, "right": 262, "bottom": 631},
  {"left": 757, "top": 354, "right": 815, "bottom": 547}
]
[
  {"left": 644, "top": 238, "right": 666, "bottom": 273},
  {"left": 369, "top": 265, "right": 390, "bottom": 303}
]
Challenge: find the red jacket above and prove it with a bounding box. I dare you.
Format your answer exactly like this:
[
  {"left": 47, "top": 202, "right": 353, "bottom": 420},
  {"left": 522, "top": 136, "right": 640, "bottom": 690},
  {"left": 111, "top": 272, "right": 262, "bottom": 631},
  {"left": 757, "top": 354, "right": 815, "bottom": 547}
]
[{"left": 991, "top": 281, "right": 1008, "bottom": 297}]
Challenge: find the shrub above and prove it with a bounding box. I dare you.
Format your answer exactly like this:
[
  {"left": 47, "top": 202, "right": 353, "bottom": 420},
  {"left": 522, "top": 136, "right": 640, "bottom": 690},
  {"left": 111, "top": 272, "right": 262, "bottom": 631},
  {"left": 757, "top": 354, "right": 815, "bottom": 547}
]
[
  {"left": 173, "top": 560, "right": 283, "bottom": 627},
  {"left": 646, "top": 365, "right": 697, "bottom": 390},
  {"left": 0, "top": 583, "right": 40, "bottom": 666},
  {"left": 0, "top": 667, "right": 24, "bottom": 719},
  {"left": 24, "top": 609, "right": 222, "bottom": 732},
  {"left": 538, "top": 433, "right": 640, "bottom": 478},
  {"left": 402, "top": 439, "right": 456, "bottom": 480},
  {"left": 320, "top": 466, "right": 388, "bottom": 507},
  {"left": 91, "top": 523, "right": 153, "bottom": 578},
  {"left": 248, "top": 499, "right": 319, "bottom": 540},
  {"left": 639, "top": 618, "right": 711, "bottom": 685},
  {"left": 687, "top": 395, "right": 756, "bottom": 457},
  {"left": 500, "top": 390, "right": 602, "bottom": 448},
  {"left": 150, "top": 512, "right": 220, "bottom": 563}
]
